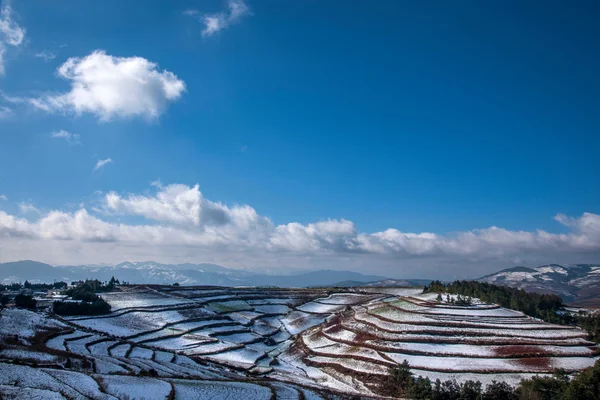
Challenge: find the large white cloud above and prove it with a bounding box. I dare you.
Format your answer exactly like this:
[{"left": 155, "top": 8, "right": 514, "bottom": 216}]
[
  {"left": 0, "top": 183, "right": 599, "bottom": 277},
  {"left": 31, "top": 50, "right": 186, "bottom": 120},
  {"left": 0, "top": 2, "right": 25, "bottom": 76}
]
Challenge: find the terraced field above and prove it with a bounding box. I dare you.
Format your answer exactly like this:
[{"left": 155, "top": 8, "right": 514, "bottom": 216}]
[{"left": 1, "top": 285, "right": 598, "bottom": 399}]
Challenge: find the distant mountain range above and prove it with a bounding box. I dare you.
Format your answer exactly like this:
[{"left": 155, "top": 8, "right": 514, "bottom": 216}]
[
  {"left": 0, "top": 260, "right": 394, "bottom": 288},
  {"left": 4, "top": 260, "right": 599, "bottom": 303},
  {"left": 478, "top": 264, "right": 600, "bottom": 306}
]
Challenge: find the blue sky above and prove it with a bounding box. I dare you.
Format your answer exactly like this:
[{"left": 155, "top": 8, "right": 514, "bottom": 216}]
[{"left": 0, "top": 0, "right": 599, "bottom": 278}]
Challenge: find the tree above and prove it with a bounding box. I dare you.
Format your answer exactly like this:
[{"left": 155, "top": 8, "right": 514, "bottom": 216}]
[
  {"left": 436, "top": 293, "right": 443, "bottom": 302},
  {"left": 517, "top": 374, "right": 568, "bottom": 400},
  {"left": 15, "top": 293, "right": 36, "bottom": 309},
  {"left": 432, "top": 379, "right": 460, "bottom": 400},
  {"left": 106, "top": 276, "right": 120, "bottom": 290},
  {"left": 1, "top": 295, "right": 9, "bottom": 307},
  {"left": 409, "top": 376, "right": 433, "bottom": 399},
  {"left": 563, "top": 360, "right": 600, "bottom": 400},
  {"left": 382, "top": 360, "right": 413, "bottom": 397},
  {"left": 483, "top": 381, "right": 517, "bottom": 400},
  {"left": 460, "top": 380, "right": 483, "bottom": 400}
]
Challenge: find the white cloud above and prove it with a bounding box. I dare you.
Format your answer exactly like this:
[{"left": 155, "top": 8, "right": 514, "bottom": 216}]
[
  {"left": 0, "top": 182, "right": 599, "bottom": 278},
  {"left": 188, "top": 0, "right": 250, "bottom": 37},
  {"left": 31, "top": 50, "right": 186, "bottom": 120},
  {"left": 18, "top": 202, "right": 39, "bottom": 215},
  {"left": 94, "top": 158, "right": 112, "bottom": 171},
  {"left": 0, "top": 194, "right": 7, "bottom": 201},
  {"left": 35, "top": 50, "right": 56, "bottom": 61},
  {"left": 0, "top": 104, "right": 11, "bottom": 118},
  {"left": 0, "top": 2, "right": 25, "bottom": 75},
  {"left": 51, "top": 129, "right": 81, "bottom": 145},
  {"left": 105, "top": 184, "right": 238, "bottom": 227}
]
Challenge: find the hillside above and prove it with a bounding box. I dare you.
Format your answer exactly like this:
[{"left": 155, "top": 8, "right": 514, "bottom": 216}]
[
  {"left": 479, "top": 264, "right": 600, "bottom": 306},
  {"left": 1, "top": 285, "right": 597, "bottom": 399}
]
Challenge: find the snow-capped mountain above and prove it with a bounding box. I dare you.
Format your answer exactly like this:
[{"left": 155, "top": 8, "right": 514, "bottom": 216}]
[
  {"left": 0, "top": 260, "right": 388, "bottom": 288},
  {"left": 479, "top": 264, "right": 600, "bottom": 305}
]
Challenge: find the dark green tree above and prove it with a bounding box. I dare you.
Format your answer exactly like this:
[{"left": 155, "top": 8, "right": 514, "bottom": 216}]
[
  {"left": 460, "top": 380, "right": 483, "bottom": 400},
  {"left": 409, "top": 376, "right": 433, "bottom": 399},
  {"left": 563, "top": 360, "right": 600, "bottom": 400},
  {"left": 382, "top": 360, "right": 413, "bottom": 397},
  {"left": 15, "top": 293, "right": 36, "bottom": 309},
  {"left": 483, "top": 381, "right": 517, "bottom": 400}
]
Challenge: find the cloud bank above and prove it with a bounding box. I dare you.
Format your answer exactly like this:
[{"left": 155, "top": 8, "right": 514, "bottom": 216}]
[{"left": 0, "top": 183, "right": 599, "bottom": 278}]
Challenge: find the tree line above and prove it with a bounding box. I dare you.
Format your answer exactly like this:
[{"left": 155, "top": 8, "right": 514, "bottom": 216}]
[
  {"left": 382, "top": 359, "right": 600, "bottom": 399},
  {"left": 53, "top": 279, "right": 117, "bottom": 316},
  {"left": 0, "top": 281, "right": 68, "bottom": 291}
]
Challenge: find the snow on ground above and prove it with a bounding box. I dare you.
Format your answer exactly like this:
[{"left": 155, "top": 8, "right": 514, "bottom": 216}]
[
  {"left": 303, "top": 333, "right": 393, "bottom": 365},
  {"left": 361, "top": 340, "right": 595, "bottom": 358},
  {"left": 281, "top": 311, "right": 327, "bottom": 335},
  {"left": 129, "top": 346, "right": 154, "bottom": 359},
  {"left": 314, "top": 293, "right": 375, "bottom": 305},
  {"left": 0, "top": 309, "right": 64, "bottom": 339},
  {"left": 154, "top": 351, "right": 174, "bottom": 363},
  {"left": 214, "top": 331, "right": 263, "bottom": 344},
  {"left": 184, "top": 341, "right": 240, "bottom": 355},
  {"left": 296, "top": 302, "right": 346, "bottom": 314},
  {"left": 0, "top": 348, "right": 58, "bottom": 362},
  {"left": 67, "top": 335, "right": 104, "bottom": 355},
  {"left": 96, "top": 375, "right": 172, "bottom": 400},
  {"left": 100, "top": 290, "right": 193, "bottom": 310},
  {"left": 247, "top": 298, "right": 299, "bottom": 305},
  {"left": 251, "top": 319, "right": 280, "bottom": 336},
  {"left": 355, "top": 311, "right": 587, "bottom": 339},
  {"left": 94, "top": 358, "right": 129, "bottom": 374},
  {"left": 0, "top": 386, "right": 67, "bottom": 399},
  {"left": 0, "top": 363, "right": 83, "bottom": 399},
  {"left": 226, "top": 310, "right": 263, "bottom": 324},
  {"left": 70, "top": 310, "right": 189, "bottom": 337},
  {"left": 43, "top": 369, "right": 117, "bottom": 400},
  {"left": 146, "top": 335, "right": 216, "bottom": 352},
  {"left": 172, "top": 379, "right": 273, "bottom": 400},
  {"left": 45, "top": 331, "right": 88, "bottom": 351},
  {"left": 387, "top": 299, "right": 524, "bottom": 317},
  {"left": 208, "top": 300, "right": 252, "bottom": 313},
  {"left": 109, "top": 343, "right": 130, "bottom": 357},
  {"left": 369, "top": 305, "right": 561, "bottom": 329},
  {"left": 253, "top": 304, "right": 292, "bottom": 314},
  {"left": 204, "top": 347, "right": 265, "bottom": 368},
  {"left": 88, "top": 340, "right": 116, "bottom": 356},
  {"left": 382, "top": 352, "right": 596, "bottom": 373}
]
